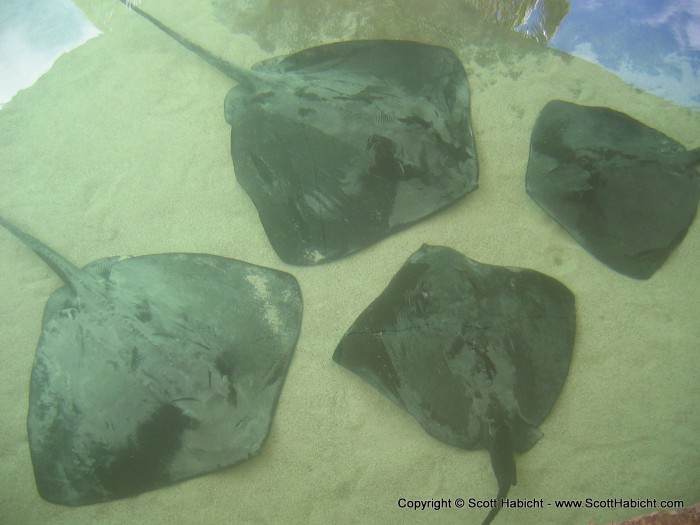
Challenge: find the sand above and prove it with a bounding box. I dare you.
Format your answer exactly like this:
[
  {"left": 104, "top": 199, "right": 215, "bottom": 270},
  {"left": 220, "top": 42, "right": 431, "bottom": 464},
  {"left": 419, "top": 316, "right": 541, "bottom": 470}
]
[{"left": 0, "top": 1, "right": 698, "bottom": 524}]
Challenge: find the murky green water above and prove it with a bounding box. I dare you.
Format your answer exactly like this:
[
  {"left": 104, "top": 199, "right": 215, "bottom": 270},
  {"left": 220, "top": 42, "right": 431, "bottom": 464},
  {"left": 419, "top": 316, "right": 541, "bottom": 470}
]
[{"left": 0, "top": 1, "right": 698, "bottom": 524}]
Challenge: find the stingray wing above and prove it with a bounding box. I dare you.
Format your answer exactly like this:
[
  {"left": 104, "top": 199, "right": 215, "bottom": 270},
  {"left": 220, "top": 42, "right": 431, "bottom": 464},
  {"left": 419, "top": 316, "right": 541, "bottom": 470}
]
[
  {"left": 333, "top": 245, "right": 575, "bottom": 525},
  {"left": 333, "top": 245, "right": 575, "bottom": 452},
  {"left": 225, "top": 40, "right": 478, "bottom": 265},
  {"left": 526, "top": 100, "right": 700, "bottom": 279},
  {"left": 27, "top": 253, "right": 302, "bottom": 505}
]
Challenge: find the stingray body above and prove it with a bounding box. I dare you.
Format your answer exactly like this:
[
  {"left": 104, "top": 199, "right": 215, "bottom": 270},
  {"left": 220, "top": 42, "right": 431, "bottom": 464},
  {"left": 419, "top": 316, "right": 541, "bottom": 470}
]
[
  {"left": 0, "top": 216, "right": 302, "bottom": 505},
  {"left": 121, "top": 2, "right": 478, "bottom": 265},
  {"left": 526, "top": 99, "right": 700, "bottom": 279},
  {"left": 333, "top": 245, "right": 575, "bottom": 525}
]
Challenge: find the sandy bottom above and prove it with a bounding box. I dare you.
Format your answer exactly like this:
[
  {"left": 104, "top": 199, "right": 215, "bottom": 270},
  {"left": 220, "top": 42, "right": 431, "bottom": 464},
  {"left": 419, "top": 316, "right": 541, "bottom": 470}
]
[{"left": 0, "top": 1, "right": 698, "bottom": 524}]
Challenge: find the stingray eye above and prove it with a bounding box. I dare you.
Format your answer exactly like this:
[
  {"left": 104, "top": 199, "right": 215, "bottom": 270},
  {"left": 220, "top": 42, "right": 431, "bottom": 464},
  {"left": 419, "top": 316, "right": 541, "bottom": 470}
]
[
  {"left": 134, "top": 300, "right": 152, "bottom": 322},
  {"left": 228, "top": 385, "right": 238, "bottom": 405},
  {"left": 473, "top": 346, "right": 496, "bottom": 380},
  {"left": 367, "top": 134, "right": 395, "bottom": 154},
  {"left": 407, "top": 287, "right": 428, "bottom": 317},
  {"left": 447, "top": 335, "right": 465, "bottom": 358},
  {"left": 295, "top": 87, "right": 324, "bottom": 101},
  {"left": 367, "top": 135, "right": 405, "bottom": 180},
  {"left": 215, "top": 352, "right": 240, "bottom": 405},
  {"left": 215, "top": 353, "right": 235, "bottom": 377},
  {"left": 130, "top": 347, "right": 140, "bottom": 371},
  {"left": 53, "top": 300, "right": 79, "bottom": 319},
  {"left": 249, "top": 91, "right": 275, "bottom": 104},
  {"left": 249, "top": 153, "right": 275, "bottom": 185}
]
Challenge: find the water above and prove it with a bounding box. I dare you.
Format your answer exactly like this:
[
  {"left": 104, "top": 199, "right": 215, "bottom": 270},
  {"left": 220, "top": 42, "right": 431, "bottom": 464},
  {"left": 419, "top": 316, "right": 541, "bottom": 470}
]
[
  {"left": 0, "top": 1, "right": 698, "bottom": 524},
  {"left": 0, "top": 0, "right": 99, "bottom": 107},
  {"left": 549, "top": 0, "right": 700, "bottom": 108},
  {"left": 468, "top": 0, "right": 700, "bottom": 108},
  {"left": 3, "top": 1, "right": 699, "bottom": 108}
]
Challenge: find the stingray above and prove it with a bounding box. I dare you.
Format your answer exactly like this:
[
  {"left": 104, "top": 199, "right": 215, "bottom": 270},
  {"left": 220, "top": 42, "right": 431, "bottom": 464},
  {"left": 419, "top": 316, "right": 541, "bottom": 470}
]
[
  {"left": 0, "top": 216, "right": 302, "bottom": 505},
  {"left": 526, "top": 99, "right": 700, "bottom": 279},
  {"left": 333, "top": 245, "right": 575, "bottom": 525},
  {"left": 119, "top": 1, "right": 478, "bottom": 265}
]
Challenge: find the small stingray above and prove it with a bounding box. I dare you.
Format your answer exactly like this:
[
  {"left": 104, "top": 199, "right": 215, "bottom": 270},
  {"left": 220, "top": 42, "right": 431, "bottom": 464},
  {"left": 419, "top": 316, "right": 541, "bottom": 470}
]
[
  {"left": 120, "top": 1, "right": 478, "bottom": 265},
  {"left": 333, "top": 245, "right": 575, "bottom": 525},
  {"left": 526, "top": 99, "right": 700, "bottom": 279},
  {"left": 0, "top": 216, "right": 302, "bottom": 505}
]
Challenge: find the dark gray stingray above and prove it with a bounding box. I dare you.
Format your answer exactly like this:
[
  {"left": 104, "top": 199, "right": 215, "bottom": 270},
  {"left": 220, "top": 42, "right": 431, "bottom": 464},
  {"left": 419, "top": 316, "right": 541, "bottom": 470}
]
[
  {"left": 333, "top": 245, "right": 575, "bottom": 525},
  {"left": 0, "top": 216, "right": 302, "bottom": 505},
  {"left": 121, "top": 1, "right": 478, "bottom": 265},
  {"left": 526, "top": 99, "right": 700, "bottom": 279}
]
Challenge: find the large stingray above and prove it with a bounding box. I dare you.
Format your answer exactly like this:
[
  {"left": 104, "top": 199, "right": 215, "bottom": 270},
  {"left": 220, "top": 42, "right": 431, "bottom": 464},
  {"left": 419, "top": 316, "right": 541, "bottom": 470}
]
[
  {"left": 333, "top": 245, "right": 575, "bottom": 525},
  {"left": 526, "top": 99, "right": 700, "bottom": 279},
  {"left": 0, "top": 216, "right": 302, "bottom": 505},
  {"left": 120, "top": 1, "right": 478, "bottom": 265}
]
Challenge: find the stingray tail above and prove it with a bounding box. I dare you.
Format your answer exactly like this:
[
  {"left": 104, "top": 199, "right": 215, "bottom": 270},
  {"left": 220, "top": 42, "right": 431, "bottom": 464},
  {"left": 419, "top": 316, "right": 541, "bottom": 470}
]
[
  {"left": 481, "top": 422, "right": 517, "bottom": 525},
  {"left": 0, "top": 216, "right": 83, "bottom": 293},
  {"left": 118, "top": 0, "right": 256, "bottom": 89}
]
